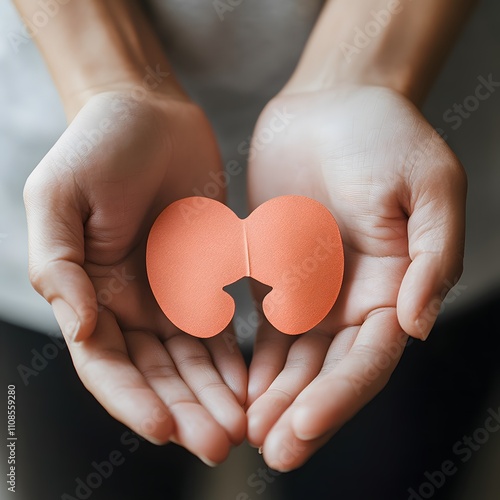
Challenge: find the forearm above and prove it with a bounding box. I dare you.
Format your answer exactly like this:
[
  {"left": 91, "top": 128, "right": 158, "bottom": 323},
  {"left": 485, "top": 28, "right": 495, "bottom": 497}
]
[
  {"left": 285, "top": 0, "right": 477, "bottom": 105},
  {"left": 14, "top": 0, "right": 184, "bottom": 118}
]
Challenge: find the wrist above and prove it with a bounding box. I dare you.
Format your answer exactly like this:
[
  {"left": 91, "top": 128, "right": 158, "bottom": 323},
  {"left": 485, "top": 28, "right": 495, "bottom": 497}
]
[
  {"left": 14, "top": 0, "right": 186, "bottom": 119},
  {"left": 63, "top": 61, "right": 186, "bottom": 121},
  {"left": 283, "top": 45, "right": 415, "bottom": 102},
  {"left": 282, "top": 0, "right": 476, "bottom": 106}
]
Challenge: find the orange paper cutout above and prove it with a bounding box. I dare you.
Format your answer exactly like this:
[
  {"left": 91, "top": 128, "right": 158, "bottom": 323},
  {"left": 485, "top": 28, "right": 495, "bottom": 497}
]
[{"left": 146, "top": 196, "right": 344, "bottom": 338}]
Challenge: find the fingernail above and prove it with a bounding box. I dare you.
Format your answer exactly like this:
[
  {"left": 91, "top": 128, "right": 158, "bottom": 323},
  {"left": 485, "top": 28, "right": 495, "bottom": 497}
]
[
  {"left": 146, "top": 435, "right": 167, "bottom": 446},
  {"left": 415, "top": 318, "right": 431, "bottom": 341},
  {"left": 199, "top": 456, "right": 218, "bottom": 468},
  {"left": 292, "top": 409, "right": 315, "bottom": 441},
  {"left": 416, "top": 296, "right": 441, "bottom": 340},
  {"left": 52, "top": 298, "right": 81, "bottom": 342}
]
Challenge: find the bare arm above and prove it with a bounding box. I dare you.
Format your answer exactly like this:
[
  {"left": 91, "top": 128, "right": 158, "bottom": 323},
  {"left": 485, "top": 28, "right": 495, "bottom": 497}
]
[
  {"left": 14, "top": 0, "right": 185, "bottom": 118},
  {"left": 15, "top": 0, "right": 247, "bottom": 461},
  {"left": 285, "top": 0, "right": 477, "bottom": 104},
  {"left": 246, "top": 0, "right": 472, "bottom": 470}
]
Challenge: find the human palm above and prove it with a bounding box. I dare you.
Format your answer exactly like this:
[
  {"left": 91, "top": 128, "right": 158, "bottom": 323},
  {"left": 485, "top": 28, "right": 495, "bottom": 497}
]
[
  {"left": 24, "top": 91, "right": 246, "bottom": 464},
  {"left": 246, "top": 85, "right": 466, "bottom": 470}
]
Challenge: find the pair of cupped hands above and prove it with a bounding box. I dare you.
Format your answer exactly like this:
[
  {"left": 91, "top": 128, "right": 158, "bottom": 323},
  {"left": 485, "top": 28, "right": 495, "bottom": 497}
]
[{"left": 24, "top": 81, "right": 466, "bottom": 470}]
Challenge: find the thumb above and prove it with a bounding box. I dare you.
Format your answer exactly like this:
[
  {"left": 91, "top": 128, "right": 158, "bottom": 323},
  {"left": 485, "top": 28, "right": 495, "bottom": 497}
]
[
  {"left": 397, "top": 146, "right": 467, "bottom": 340},
  {"left": 23, "top": 160, "right": 97, "bottom": 342}
]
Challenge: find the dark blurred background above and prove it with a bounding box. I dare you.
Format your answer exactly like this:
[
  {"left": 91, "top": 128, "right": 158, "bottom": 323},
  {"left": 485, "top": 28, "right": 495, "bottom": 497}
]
[{"left": 1, "top": 0, "right": 499, "bottom": 499}]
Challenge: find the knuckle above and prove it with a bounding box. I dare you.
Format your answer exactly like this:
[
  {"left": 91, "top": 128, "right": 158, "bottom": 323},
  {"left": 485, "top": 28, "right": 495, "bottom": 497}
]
[{"left": 141, "top": 364, "right": 178, "bottom": 381}]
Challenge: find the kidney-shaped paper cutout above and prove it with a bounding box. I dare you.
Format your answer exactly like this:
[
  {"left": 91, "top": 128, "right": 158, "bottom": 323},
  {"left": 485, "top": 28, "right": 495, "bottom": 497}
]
[{"left": 146, "top": 195, "right": 344, "bottom": 338}]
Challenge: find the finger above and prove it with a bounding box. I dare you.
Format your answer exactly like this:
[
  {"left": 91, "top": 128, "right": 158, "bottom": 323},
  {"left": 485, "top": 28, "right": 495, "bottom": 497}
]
[
  {"left": 398, "top": 142, "right": 467, "bottom": 340},
  {"left": 290, "top": 309, "right": 407, "bottom": 442},
  {"left": 247, "top": 321, "right": 295, "bottom": 407},
  {"left": 246, "top": 328, "right": 331, "bottom": 447},
  {"left": 165, "top": 333, "right": 247, "bottom": 445},
  {"left": 125, "top": 331, "right": 231, "bottom": 465},
  {"left": 24, "top": 163, "right": 97, "bottom": 341},
  {"left": 68, "top": 308, "right": 173, "bottom": 445},
  {"left": 261, "top": 410, "right": 333, "bottom": 472},
  {"left": 260, "top": 327, "right": 358, "bottom": 470},
  {"left": 202, "top": 327, "right": 248, "bottom": 406}
]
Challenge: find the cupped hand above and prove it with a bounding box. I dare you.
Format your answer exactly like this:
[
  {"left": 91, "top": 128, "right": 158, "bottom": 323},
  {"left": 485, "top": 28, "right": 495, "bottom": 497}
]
[
  {"left": 246, "top": 85, "right": 466, "bottom": 470},
  {"left": 23, "top": 89, "right": 247, "bottom": 465}
]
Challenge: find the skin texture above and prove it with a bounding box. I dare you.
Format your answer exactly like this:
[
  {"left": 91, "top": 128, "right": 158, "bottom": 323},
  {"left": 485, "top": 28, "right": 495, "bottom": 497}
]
[
  {"left": 16, "top": 0, "right": 473, "bottom": 470},
  {"left": 243, "top": 0, "right": 473, "bottom": 473},
  {"left": 16, "top": 0, "right": 250, "bottom": 466},
  {"left": 23, "top": 90, "right": 247, "bottom": 465},
  {"left": 246, "top": 85, "right": 466, "bottom": 471}
]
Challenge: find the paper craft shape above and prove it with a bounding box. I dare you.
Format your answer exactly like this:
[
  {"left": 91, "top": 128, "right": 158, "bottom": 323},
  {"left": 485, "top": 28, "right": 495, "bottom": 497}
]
[{"left": 146, "top": 195, "right": 344, "bottom": 338}]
